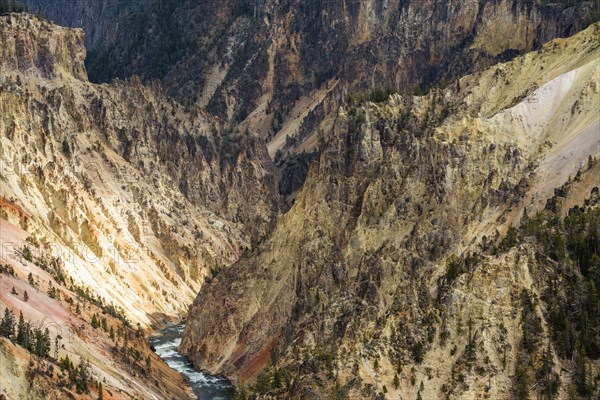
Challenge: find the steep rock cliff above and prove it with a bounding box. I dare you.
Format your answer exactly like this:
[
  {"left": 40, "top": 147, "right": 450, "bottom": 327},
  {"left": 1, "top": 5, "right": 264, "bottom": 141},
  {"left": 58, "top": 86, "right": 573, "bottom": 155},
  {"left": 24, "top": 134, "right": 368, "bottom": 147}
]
[
  {"left": 180, "top": 22, "right": 600, "bottom": 399},
  {"left": 24, "top": 0, "right": 599, "bottom": 169},
  {"left": 0, "top": 13, "right": 276, "bottom": 326}
]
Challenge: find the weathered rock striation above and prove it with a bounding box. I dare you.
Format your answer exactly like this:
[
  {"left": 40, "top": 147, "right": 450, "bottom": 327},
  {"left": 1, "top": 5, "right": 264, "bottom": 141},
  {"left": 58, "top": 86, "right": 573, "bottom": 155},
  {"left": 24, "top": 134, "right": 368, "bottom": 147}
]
[
  {"left": 24, "top": 0, "right": 600, "bottom": 172},
  {"left": 0, "top": 13, "right": 276, "bottom": 326},
  {"left": 181, "top": 22, "right": 600, "bottom": 399}
]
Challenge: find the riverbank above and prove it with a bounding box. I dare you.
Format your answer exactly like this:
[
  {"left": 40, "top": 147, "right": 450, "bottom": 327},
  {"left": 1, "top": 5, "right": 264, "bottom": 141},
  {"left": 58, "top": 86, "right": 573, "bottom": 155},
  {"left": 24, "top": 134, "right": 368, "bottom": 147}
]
[{"left": 150, "top": 324, "right": 234, "bottom": 400}]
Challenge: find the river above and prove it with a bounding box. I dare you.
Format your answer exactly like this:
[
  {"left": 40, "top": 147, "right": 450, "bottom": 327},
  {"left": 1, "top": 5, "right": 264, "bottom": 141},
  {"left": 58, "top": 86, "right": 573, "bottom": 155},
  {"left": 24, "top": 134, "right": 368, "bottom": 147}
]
[{"left": 149, "top": 324, "right": 234, "bottom": 400}]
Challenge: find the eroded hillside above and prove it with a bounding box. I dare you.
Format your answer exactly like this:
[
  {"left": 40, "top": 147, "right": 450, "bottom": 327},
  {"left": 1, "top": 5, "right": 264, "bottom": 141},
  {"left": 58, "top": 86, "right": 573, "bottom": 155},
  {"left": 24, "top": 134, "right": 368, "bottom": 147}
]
[
  {"left": 0, "top": 13, "right": 275, "bottom": 327},
  {"left": 180, "top": 22, "right": 600, "bottom": 399},
  {"left": 23, "top": 0, "right": 600, "bottom": 199},
  {"left": 0, "top": 217, "right": 193, "bottom": 400},
  {"left": 0, "top": 12, "right": 280, "bottom": 400}
]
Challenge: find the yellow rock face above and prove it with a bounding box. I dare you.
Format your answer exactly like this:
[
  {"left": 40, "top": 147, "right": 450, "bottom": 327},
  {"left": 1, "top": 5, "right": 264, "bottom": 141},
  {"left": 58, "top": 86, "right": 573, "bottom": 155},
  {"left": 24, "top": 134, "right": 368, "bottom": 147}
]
[
  {"left": 181, "top": 22, "right": 600, "bottom": 399},
  {"left": 0, "top": 14, "right": 276, "bottom": 327}
]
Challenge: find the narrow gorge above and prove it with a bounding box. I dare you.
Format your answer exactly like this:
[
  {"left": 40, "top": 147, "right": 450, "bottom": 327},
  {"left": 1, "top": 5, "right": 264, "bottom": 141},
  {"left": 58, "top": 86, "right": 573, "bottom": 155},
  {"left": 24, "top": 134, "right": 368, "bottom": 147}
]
[{"left": 1, "top": 1, "right": 599, "bottom": 400}]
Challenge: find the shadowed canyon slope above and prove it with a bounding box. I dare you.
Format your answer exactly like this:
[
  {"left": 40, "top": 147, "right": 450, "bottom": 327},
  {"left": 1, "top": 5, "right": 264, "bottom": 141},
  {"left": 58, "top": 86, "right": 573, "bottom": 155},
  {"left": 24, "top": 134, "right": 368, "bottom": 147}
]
[
  {"left": 24, "top": 0, "right": 600, "bottom": 170},
  {"left": 180, "top": 22, "right": 600, "bottom": 399}
]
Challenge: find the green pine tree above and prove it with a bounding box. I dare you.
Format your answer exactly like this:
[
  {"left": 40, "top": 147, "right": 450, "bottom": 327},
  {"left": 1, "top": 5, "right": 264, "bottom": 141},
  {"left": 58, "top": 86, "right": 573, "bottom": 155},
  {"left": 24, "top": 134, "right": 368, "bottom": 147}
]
[
  {"left": 91, "top": 313, "right": 99, "bottom": 329},
  {"left": 59, "top": 354, "right": 73, "bottom": 371},
  {"left": 574, "top": 342, "right": 590, "bottom": 396},
  {"left": 0, "top": 307, "right": 15, "bottom": 338},
  {"left": 33, "top": 327, "right": 51, "bottom": 357},
  {"left": 22, "top": 246, "right": 32, "bottom": 262},
  {"left": 514, "top": 356, "right": 530, "bottom": 400},
  {"left": 23, "top": 321, "right": 33, "bottom": 352},
  {"left": 393, "top": 373, "right": 400, "bottom": 389},
  {"left": 75, "top": 359, "right": 90, "bottom": 393},
  {"left": 16, "top": 311, "right": 25, "bottom": 345},
  {"left": 54, "top": 335, "right": 60, "bottom": 360}
]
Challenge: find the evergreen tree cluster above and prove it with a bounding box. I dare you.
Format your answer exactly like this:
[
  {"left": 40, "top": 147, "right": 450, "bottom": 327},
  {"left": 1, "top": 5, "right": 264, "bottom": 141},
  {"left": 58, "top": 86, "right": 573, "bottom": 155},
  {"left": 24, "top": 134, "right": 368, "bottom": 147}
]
[
  {"left": 58, "top": 354, "right": 91, "bottom": 393},
  {"left": 508, "top": 203, "right": 600, "bottom": 397},
  {"left": 0, "top": 0, "right": 25, "bottom": 15},
  {"left": 47, "top": 283, "right": 60, "bottom": 300},
  {"left": 345, "top": 84, "right": 399, "bottom": 108},
  {"left": 1, "top": 307, "right": 94, "bottom": 393},
  {"left": 86, "top": 0, "right": 196, "bottom": 85},
  {"left": 0, "top": 263, "right": 15, "bottom": 275},
  {"left": 71, "top": 283, "right": 130, "bottom": 327},
  {"left": 1, "top": 309, "right": 51, "bottom": 358},
  {"left": 21, "top": 242, "right": 67, "bottom": 286},
  {"left": 438, "top": 193, "right": 599, "bottom": 398}
]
